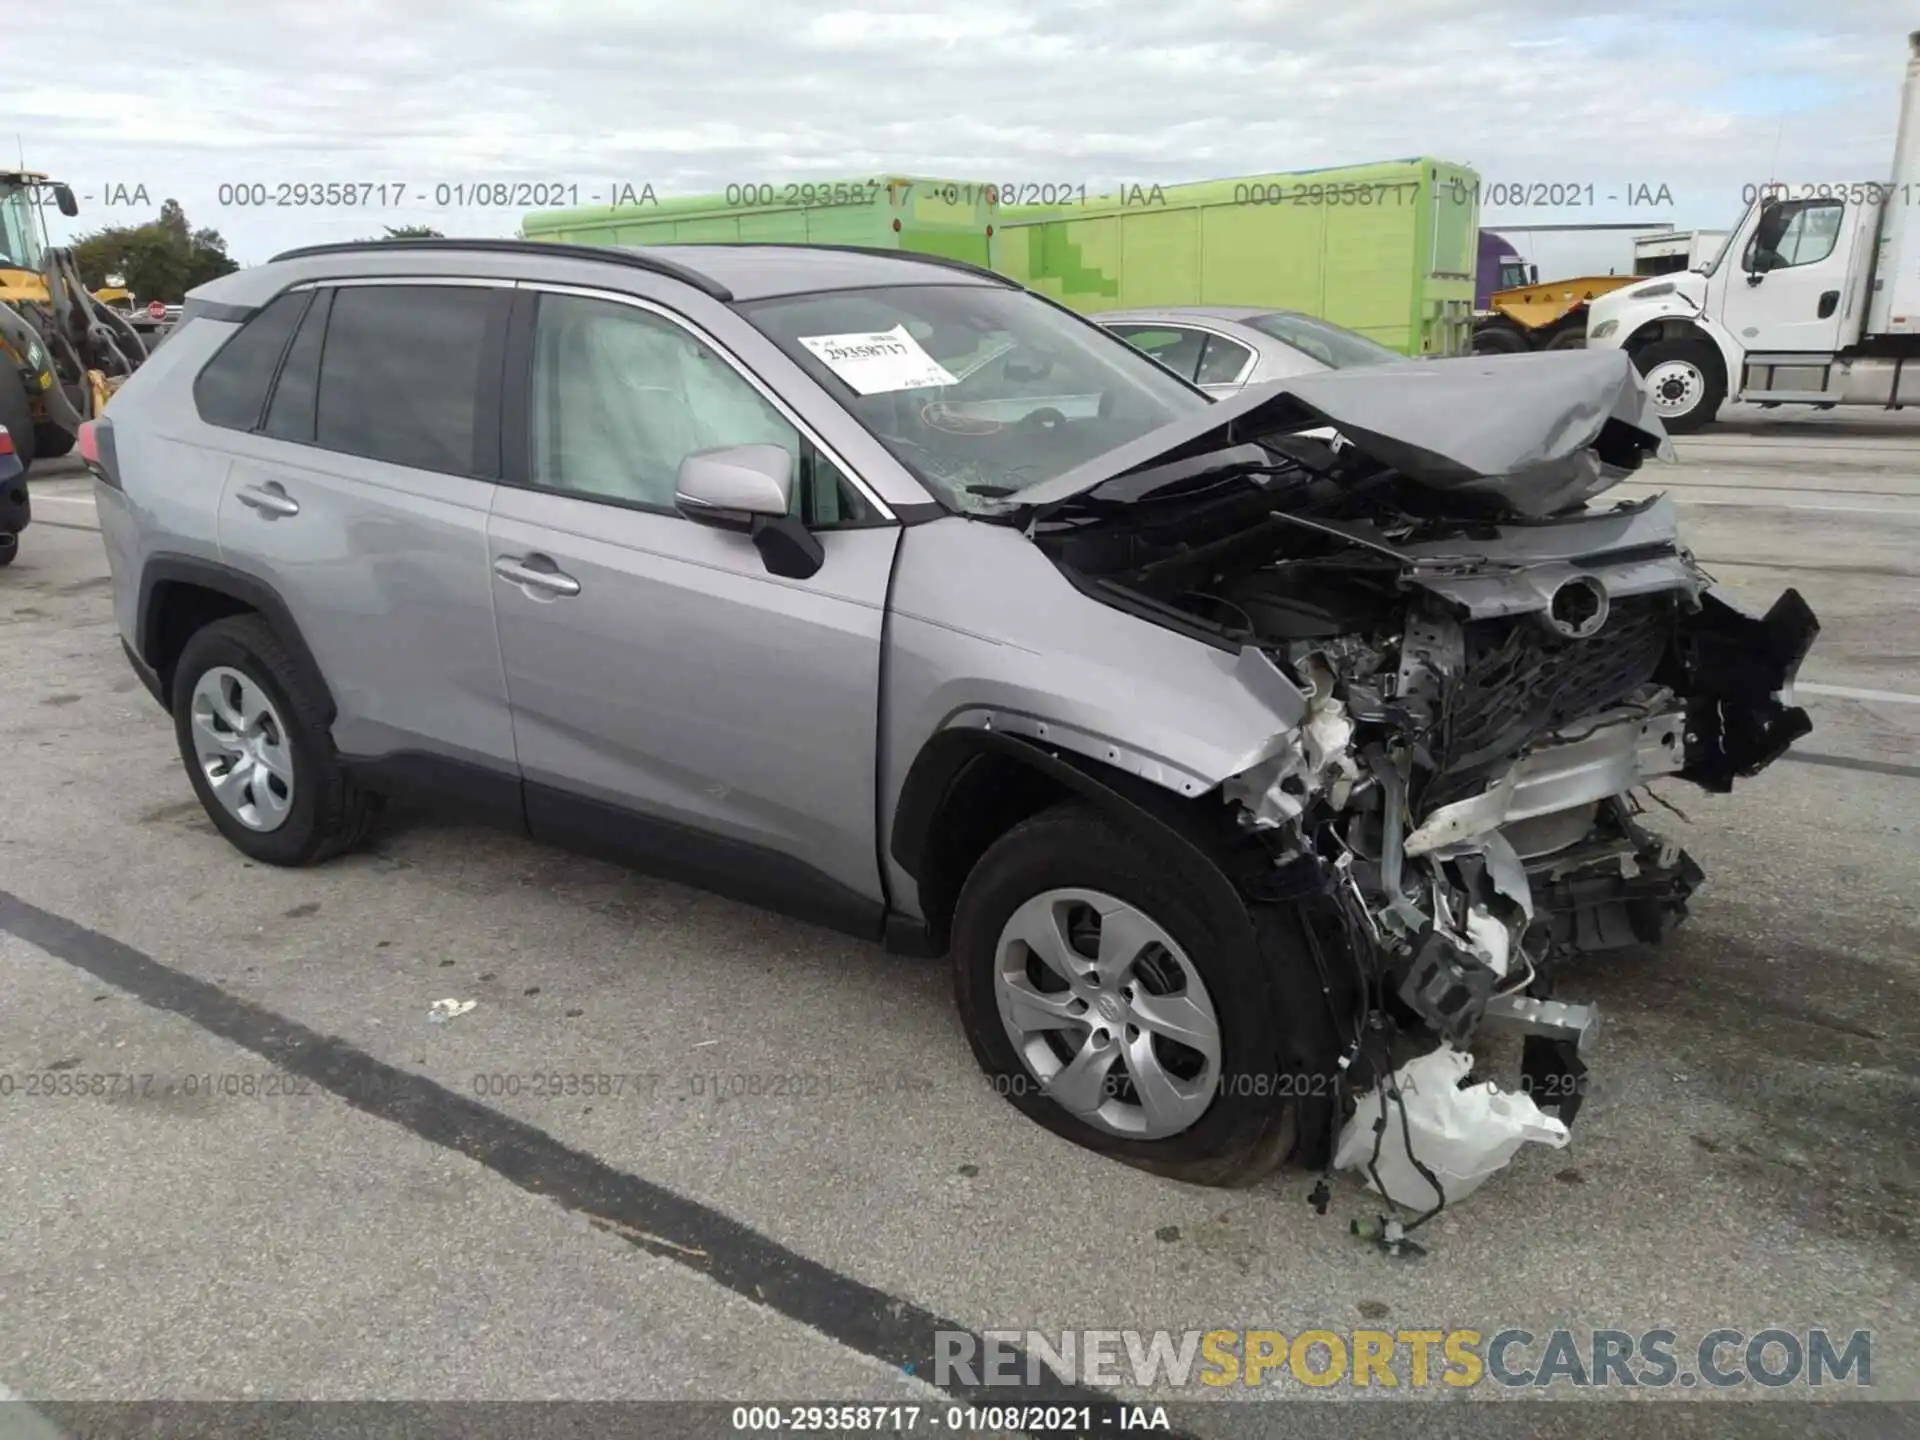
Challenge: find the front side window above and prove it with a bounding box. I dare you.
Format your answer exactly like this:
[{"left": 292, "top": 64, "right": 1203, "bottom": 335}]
[
  {"left": 528, "top": 293, "right": 873, "bottom": 525},
  {"left": 314, "top": 284, "right": 502, "bottom": 476},
  {"left": 738, "top": 284, "right": 1209, "bottom": 509},
  {"left": 1745, "top": 199, "right": 1845, "bottom": 273}
]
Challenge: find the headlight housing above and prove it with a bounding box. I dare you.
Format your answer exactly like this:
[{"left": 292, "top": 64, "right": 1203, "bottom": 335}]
[{"left": 1635, "top": 282, "right": 1676, "bottom": 299}]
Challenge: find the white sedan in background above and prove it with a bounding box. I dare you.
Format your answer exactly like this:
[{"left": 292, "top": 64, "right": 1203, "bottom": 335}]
[{"left": 1096, "top": 305, "right": 1405, "bottom": 398}]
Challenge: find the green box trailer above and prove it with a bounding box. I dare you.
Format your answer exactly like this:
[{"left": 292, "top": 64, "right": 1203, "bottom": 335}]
[
  {"left": 520, "top": 177, "right": 999, "bottom": 267},
  {"left": 992, "top": 158, "right": 1481, "bottom": 357}
]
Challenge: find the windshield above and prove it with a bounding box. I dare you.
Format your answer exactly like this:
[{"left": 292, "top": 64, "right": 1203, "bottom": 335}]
[
  {"left": 1244, "top": 311, "right": 1403, "bottom": 369},
  {"left": 1697, "top": 207, "right": 1749, "bottom": 277},
  {"left": 735, "top": 283, "right": 1210, "bottom": 509},
  {"left": 0, "top": 181, "right": 47, "bottom": 273}
]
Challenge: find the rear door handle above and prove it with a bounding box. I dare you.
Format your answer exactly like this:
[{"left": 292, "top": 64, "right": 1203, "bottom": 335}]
[
  {"left": 493, "top": 554, "right": 581, "bottom": 597},
  {"left": 236, "top": 483, "right": 299, "bottom": 517}
]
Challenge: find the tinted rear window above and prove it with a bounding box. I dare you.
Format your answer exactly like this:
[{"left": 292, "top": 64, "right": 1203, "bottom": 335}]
[
  {"left": 315, "top": 285, "right": 500, "bottom": 476},
  {"left": 193, "top": 291, "right": 309, "bottom": 430}
]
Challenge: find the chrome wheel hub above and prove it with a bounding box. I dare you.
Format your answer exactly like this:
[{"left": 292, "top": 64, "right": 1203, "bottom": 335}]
[
  {"left": 189, "top": 667, "right": 295, "bottom": 832},
  {"left": 1644, "top": 358, "right": 1704, "bottom": 417},
  {"left": 993, "top": 888, "right": 1222, "bottom": 1140}
]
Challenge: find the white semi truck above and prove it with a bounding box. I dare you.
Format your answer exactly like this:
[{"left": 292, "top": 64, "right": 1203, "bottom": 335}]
[{"left": 1586, "top": 29, "right": 1920, "bottom": 432}]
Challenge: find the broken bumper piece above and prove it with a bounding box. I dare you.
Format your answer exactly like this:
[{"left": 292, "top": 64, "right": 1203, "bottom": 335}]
[{"left": 1671, "top": 588, "right": 1819, "bottom": 791}]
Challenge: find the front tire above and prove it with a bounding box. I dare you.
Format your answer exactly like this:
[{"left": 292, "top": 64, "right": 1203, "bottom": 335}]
[
  {"left": 1633, "top": 338, "right": 1725, "bottom": 434},
  {"left": 951, "top": 801, "right": 1321, "bottom": 1187},
  {"left": 170, "top": 614, "right": 370, "bottom": 866}
]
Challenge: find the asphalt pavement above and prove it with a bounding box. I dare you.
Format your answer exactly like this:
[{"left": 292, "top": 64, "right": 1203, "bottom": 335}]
[{"left": 0, "top": 409, "right": 1915, "bottom": 1438}]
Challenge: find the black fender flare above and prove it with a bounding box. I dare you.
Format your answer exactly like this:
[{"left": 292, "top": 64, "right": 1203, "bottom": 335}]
[
  {"left": 889, "top": 727, "right": 1257, "bottom": 953},
  {"left": 137, "top": 554, "right": 336, "bottom": 724}
]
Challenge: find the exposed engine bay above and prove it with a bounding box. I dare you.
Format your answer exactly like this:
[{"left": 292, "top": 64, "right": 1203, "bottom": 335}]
[{"left": 1018, "top": 356, "right": 1821, "bottom": 1185}]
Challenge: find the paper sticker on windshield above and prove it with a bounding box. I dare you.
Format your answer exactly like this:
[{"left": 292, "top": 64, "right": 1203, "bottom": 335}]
[{"left": 798, "top": 326, "right": 958, "bottom": 395}]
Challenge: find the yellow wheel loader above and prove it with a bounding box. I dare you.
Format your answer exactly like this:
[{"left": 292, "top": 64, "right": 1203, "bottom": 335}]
[{"left": 0, "top": 171, "right": 149, "bottom": 473}]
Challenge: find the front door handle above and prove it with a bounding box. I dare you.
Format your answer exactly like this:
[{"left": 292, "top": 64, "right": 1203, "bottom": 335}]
[
  {"left": 236, "top": 483, "right": 299, "bottom": 517},
  {"left": 493, "top": 554, "right": 581, "bottom": 597},
  {"left": 1818, "top": 289, "right": 1840, "bottom": 319}
]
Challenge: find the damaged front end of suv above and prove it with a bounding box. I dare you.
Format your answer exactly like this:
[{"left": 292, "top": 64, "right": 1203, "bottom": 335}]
[{"left": 995, "top": 349, "right": 1818, "bottom": 1157}]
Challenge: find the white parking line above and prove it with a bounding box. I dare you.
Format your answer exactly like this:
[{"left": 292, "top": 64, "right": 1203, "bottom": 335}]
[
  {"left": 0, "top": 1378, "right": 66, "bottom": 1440},
  {"left": 1670, "top": 499, "right": 1920, "bottom": 517},
  {"left": 1798, "top": 682, "right": 1920, "bottom": 706}
]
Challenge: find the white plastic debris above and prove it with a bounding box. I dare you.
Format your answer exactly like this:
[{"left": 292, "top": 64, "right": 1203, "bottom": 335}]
[
  {"left": 1222, "top": 656, "right": 1362, "bottom": 829},
  {"left": 427, "top": 998, "right": 477, "bottom": 1024},
  {"left": 1462, "top": 904, "right": 1513, "bottom": 981},
  {"left": 1333, "top": 1045, "right": 1569, "bottom": 1208}
]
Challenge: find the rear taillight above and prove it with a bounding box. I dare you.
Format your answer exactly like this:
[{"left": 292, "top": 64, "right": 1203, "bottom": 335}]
[
  {"left": 79, "top": 419, "right": 122, "bottom": 490},
  {"left": 0, "top": 425, "right": 14, "bottom": 456}
]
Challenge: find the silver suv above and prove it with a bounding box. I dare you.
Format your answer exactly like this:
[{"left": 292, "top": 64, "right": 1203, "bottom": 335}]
[{"left": 86, "top": 239, "right": 1817, "bottom": 1187}]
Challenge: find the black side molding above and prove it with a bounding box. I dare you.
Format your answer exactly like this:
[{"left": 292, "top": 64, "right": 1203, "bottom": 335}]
[
  {"left": 340, "top": 751, "right": 529, "bottom": 832},
  {"left": 890, "top": 727, "right": 1255, "bottom": 949},
  {"left": 136, "top": 554, "right": 337, "bottom": 723},
  {"left": 526, "top": 782, "right": 888, "bottom": 944},
  {"left": 119, "top": 638, "right": 167, "bottom": 709}
]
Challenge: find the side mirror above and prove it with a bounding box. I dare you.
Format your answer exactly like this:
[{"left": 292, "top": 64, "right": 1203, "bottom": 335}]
[
  {"left": 674, "top": 443, "right": 823, "bottom": 580},
  {"left": 52, "top": 184, "right": 78, "bottom": 218}
]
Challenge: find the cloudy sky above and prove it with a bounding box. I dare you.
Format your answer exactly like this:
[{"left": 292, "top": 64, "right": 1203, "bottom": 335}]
[{"left": 3, "top": 0, "right": 1914, "bottom": 267}]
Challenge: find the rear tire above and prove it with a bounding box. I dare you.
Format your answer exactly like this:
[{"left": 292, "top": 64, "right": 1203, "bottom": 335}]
[
  {"left": 1544, "top": 326, "right": 1588, "bottom": 351},
  {"left": 171, "top": 614, "right": 371, "bottom": 866},
  {"left": 1632, "top": 338, "right": 1725, "bottom": 434},
  {"left": 950, "top": 800, "right": 1329, "bottom": 1187}
]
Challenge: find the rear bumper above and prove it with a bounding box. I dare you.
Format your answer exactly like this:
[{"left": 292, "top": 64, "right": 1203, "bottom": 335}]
[{"left": 120, "top": 637, "right": 168, "bottom": 709}]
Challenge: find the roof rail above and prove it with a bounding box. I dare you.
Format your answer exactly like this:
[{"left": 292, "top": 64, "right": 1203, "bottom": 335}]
[
  {"left": 264, "top": 237, "right": 735, "bottom": 301},
  {"left": 692, "top": 242, "right": 1015, "bottom": 287}
]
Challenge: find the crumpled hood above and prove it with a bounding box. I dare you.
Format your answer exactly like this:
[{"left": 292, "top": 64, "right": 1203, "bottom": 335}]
[{"left": 1003, "top": 347, "right": 1676, "bottom": 520}]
